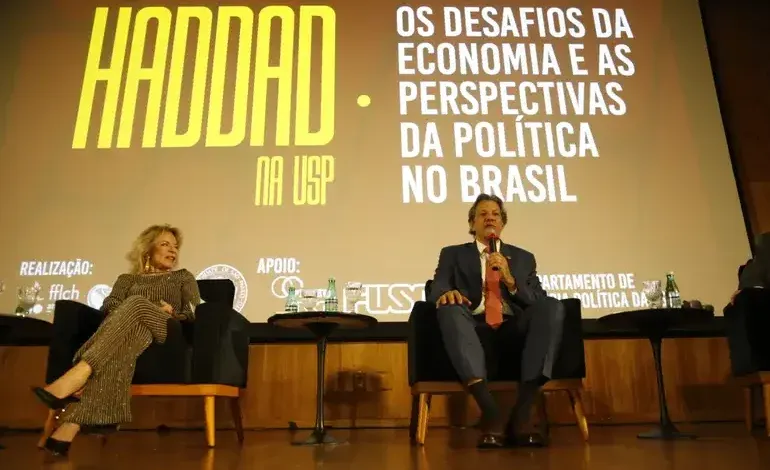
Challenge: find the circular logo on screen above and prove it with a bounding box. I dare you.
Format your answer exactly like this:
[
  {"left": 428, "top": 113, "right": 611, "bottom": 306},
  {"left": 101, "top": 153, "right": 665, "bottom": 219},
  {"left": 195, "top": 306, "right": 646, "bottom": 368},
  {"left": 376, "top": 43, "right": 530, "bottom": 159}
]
[
  {"left": 196, "top": 264, "right": 248, "bottom": 312},
  {"left": 87, "top": 284, "right": 112, "bottom": 309},
  {"left": 271, "top": 276, "right": 304, "bottom": 299}
]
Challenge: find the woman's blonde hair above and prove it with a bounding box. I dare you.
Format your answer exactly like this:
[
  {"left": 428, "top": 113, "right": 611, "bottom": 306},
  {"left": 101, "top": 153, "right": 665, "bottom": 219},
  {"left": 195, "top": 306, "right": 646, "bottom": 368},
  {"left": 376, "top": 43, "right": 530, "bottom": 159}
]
[{"left": 126, "top": 224, "right": 184, "bottom": 274}]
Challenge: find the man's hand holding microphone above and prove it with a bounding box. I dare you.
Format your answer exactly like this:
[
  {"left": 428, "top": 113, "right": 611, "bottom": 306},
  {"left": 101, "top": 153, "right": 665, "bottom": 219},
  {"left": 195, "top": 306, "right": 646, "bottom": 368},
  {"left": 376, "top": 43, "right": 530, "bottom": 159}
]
[{"left": 436, "top": 228, "right": 516, "bottom": 307}]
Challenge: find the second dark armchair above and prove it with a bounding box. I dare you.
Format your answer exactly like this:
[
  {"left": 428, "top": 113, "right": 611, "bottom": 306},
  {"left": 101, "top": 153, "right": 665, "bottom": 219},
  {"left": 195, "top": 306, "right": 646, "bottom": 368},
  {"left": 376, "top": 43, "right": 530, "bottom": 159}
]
[{"left": 407, "top": 280, "right": 589, "bottom": 444}]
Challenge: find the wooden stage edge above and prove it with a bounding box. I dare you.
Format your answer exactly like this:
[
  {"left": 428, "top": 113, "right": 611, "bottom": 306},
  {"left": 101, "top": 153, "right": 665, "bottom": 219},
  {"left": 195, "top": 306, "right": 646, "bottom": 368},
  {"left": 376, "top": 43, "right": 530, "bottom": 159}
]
[
  {"left": 3, "top": 426, "right": 770, "bottom": 470},
  {"left": 0, "top": 337, "right": 748, "bottom": 431}
]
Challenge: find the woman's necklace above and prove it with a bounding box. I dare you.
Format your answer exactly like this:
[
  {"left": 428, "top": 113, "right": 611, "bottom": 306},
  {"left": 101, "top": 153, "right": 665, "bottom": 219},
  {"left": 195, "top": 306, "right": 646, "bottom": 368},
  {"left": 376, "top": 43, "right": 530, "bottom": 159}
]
[{"left": 143, "top": 269, "right": 173, "bottom": 277}]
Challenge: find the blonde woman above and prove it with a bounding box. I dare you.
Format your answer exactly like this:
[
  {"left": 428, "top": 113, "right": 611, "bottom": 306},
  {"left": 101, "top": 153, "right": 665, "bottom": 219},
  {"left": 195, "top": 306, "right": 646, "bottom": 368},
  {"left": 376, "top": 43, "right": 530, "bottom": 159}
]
[{"left": 31, "top": 224, "right": 201, "bottom": 457}]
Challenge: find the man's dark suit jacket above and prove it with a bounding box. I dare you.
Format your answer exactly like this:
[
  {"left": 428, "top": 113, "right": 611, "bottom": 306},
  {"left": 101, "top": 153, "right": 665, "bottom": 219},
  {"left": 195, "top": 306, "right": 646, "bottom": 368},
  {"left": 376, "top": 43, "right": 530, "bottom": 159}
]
[
  {"left": 739, "top": 232, "right": 770, "bottom": 290},
  {"left": 428, "top": 241, "right": 547, "bottom": 314}
]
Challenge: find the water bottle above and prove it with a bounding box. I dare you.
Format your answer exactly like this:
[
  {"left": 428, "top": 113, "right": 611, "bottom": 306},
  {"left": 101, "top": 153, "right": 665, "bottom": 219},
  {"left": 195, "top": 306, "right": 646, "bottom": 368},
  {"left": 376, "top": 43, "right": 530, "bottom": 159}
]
[
  {"left": 284, "top": 286, "right": 298, "bottom": 313},
  {"left": 664, "top": 272, "right": 682, "bottom": 308},
  {"left": 324, "top": 278, "right": 338, "bottom": 312}
]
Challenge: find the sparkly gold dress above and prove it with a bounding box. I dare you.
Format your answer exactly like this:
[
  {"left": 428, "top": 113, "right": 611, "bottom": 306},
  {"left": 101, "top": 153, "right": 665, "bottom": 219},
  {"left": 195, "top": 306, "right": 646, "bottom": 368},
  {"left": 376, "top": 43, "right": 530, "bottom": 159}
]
[{"left": 59, "top": 269, "right": 201, "bottom": 425}]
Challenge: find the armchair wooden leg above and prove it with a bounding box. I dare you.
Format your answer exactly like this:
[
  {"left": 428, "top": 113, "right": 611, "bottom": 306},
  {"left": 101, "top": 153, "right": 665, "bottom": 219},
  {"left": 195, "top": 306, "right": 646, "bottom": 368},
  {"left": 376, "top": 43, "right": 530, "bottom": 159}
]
[
  {"left": 743, "top": 386, "right": 754, "bottom": 432},
  {"left": 415, "top": 393, "right": 431, "bottom": 446},
  {"left": 763, "top": 384, "right": 770, "bottom": 438},
  {"left": 37, "top": 409, "right": 57, "bottom": 448},
  {"left": 567, "top": 389, "right": 589, "bottom": 442},
  {"left": 204, "top": 396, "right": 216, "bottom": 447},
  {"left": 409, "top": 395, "right": 419, "bottom": 443},
  {"left": 229, "top": 396, "right": 244, "bottom": 444}
]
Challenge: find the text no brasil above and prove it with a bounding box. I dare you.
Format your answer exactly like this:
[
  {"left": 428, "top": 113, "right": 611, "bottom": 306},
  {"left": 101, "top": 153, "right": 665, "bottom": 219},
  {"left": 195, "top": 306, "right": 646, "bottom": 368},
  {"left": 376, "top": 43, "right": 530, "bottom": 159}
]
[{"left": 401, "top": 164, "right": 578, "bottom": 204}]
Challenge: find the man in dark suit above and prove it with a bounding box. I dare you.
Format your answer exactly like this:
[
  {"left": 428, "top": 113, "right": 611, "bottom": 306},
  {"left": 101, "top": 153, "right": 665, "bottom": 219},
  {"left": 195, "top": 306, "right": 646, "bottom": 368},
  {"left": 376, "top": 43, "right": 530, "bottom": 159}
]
[
  {"left": 428, "top": 193, "right": 565, "bottom": 448},
  {"left": 725, "top": 232, "right": 770, "bottom": 378},
  {"left": 739, "top": 232, "right": 770, "bottom": 289},
  {"left": 730, "top": 232, "right": 770, "bottom": 305}
]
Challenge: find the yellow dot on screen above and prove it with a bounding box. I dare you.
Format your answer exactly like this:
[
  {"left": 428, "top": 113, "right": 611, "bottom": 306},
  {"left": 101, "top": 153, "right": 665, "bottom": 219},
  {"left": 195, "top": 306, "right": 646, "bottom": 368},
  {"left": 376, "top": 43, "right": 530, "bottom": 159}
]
[{"left": 357, "top": 94, "right": 371, "bottom": 107}]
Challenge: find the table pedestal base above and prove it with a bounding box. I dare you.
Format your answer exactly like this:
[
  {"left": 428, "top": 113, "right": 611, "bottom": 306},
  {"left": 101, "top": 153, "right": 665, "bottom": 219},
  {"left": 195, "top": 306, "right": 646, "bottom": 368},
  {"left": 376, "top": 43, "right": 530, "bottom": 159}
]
[
  {"left": 637, "top": 425, "right": 696, "bottom": 440},
  {"left": 293, "top": 428, "right": 340, "bottom": 446},
  {"left": 643, "top": 336, "right": 697, "bottom": 441},
  {"left": 291, "top": 321, "right": 346, "bottom": 446}
]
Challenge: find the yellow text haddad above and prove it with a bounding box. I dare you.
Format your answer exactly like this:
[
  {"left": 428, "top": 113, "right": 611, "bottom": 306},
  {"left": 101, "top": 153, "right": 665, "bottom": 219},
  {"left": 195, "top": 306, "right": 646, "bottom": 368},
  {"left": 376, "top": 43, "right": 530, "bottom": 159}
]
[{"left": 71, "top": 6, "right": 336, "bottom": 149}]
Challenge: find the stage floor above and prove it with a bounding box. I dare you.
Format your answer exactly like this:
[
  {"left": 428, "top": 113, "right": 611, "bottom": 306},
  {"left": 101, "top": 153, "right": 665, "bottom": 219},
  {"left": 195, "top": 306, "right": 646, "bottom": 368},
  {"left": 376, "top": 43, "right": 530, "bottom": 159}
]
[{"left": 1, "top": 424, "right": 768, "bottom": 469}]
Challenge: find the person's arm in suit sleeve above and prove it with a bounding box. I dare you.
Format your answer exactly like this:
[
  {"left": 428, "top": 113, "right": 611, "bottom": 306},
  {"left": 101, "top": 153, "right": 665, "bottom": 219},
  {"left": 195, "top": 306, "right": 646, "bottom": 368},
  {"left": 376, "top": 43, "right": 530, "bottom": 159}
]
[
  {"left": 100, "top": 274, "right": 132, "bottom": 315},
  {"left": 508, "top": 253, "right": 547, "bottom": 307},
  {"left": 428, "top": 247, "right": 455, "bottom": 304},
  {"left": 174, "top": 270, "right": 201, "bottom": 321}
]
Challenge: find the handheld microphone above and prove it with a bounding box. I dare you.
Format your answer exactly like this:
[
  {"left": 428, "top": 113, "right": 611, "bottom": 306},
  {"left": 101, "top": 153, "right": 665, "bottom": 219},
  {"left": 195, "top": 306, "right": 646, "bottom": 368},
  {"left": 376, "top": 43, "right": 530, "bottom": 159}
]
[{"left": 485, "top": 229, "right": 499, "bottom": 270}]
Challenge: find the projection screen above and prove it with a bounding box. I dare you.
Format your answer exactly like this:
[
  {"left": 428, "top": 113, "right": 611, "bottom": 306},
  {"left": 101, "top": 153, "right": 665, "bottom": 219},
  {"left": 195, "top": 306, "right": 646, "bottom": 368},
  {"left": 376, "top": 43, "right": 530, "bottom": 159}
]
[{"left": 0, "top": 0, "right": 751, "bottom": 323}]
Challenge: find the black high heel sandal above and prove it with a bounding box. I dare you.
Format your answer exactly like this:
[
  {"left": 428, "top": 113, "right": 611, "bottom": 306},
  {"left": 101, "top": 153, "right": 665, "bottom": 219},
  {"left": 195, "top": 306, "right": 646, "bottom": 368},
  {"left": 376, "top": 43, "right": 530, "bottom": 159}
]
[
  {"left": 43, "top": 437, "right": 71, "bottom": 457},
  {"left": 31, "top": 387, "right": 80, "bottom": 410}
]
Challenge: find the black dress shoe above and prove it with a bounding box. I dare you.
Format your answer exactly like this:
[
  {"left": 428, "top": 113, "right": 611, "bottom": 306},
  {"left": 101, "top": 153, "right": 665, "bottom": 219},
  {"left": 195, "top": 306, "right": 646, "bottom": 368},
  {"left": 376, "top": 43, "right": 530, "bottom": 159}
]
[
  {"left": 31, "top": 387, "right": 80, "bottom": 410},
  {"left": 477, "top": 433, "right": 506, "bottom": 449},
  {"left": 43, "top": 437, "right": 71, "bottom": 457}
]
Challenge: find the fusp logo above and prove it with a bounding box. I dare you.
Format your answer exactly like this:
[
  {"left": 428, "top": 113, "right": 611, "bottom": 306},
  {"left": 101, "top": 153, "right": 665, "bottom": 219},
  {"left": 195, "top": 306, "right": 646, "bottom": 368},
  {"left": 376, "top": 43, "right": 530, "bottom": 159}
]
[
  {"left": 271, "top": 276, "right": 303, "bottom": 298},
  {"left": 196, "top": 264, "right": 249, "bottom": 312}
]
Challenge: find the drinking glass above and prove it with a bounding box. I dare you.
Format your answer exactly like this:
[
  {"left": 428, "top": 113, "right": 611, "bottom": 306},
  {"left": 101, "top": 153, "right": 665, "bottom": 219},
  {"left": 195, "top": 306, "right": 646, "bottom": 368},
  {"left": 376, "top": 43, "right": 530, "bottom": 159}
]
[
  {"left": 642, "top": 280, "right": 663, "bottom": 308},
  {"left": 297, "top": 289, "right": 321, "bottom": 312},
  {"left": 344, "top": 282, "right": 363, "bottom": 313}
]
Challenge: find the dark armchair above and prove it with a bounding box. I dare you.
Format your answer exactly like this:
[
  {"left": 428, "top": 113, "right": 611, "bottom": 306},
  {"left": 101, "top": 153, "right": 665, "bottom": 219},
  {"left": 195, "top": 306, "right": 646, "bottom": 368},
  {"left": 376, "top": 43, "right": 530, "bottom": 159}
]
[
  {"left": 39, "top": 279, "right": 249, "bottom": 447},
  {"left": 725, "top": 281, "right": 770, "bottom": 435},
  {"left": 407, "top": 280, "right": 588, "bottom": 445}
]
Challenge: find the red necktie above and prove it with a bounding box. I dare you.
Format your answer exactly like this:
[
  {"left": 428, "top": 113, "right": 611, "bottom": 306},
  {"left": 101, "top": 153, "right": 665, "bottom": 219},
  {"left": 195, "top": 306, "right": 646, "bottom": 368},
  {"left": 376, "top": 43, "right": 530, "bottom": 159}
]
[{"left": 484, "top": 249, "right": 504, "bottom": 328}]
